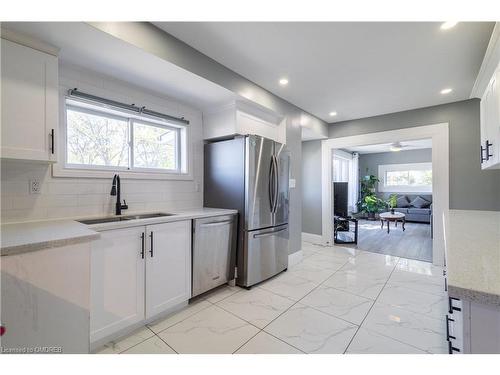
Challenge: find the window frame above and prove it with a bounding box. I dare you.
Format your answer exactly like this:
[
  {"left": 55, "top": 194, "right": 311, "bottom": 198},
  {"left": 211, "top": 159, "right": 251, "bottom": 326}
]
[
  {"left": 65, "top": 104, "right": 132, "bottom": 172},
  {"left": 378, "top": 162, "right": 432, "bottom": 193},
  {"left": 53, "top": 94, "right": 192, "bottom": 180},
  {"left": 130, "top": 119, "right": 181, "bottom": 173}
]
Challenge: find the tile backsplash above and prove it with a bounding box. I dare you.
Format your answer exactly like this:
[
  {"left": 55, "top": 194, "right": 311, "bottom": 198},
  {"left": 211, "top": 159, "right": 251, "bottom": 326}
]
[{"left": 0, "top": 160, "right": 203, "bottom": 223}]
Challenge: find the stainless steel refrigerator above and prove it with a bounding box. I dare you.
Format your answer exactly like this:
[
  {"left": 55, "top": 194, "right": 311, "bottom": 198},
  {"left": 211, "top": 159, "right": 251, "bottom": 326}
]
[{"left": 204, "top": 135, "right": 290, "bottom": 288}]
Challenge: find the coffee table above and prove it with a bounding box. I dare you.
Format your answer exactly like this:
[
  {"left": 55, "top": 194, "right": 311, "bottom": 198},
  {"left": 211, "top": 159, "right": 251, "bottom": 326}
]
[{"left": 379, "top": 212, "right": 405, "bottom": 233}]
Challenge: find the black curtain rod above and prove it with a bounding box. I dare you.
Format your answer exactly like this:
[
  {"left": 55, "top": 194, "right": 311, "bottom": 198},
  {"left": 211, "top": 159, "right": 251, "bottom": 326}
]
[{"left": 67, "top": 88, "right": 189, "bottom": 125}]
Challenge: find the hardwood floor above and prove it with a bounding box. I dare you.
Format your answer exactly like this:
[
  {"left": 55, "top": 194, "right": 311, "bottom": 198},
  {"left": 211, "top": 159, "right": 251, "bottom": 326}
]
[{"left": 338, "top": 219, "right": 432, "bottom": 262}]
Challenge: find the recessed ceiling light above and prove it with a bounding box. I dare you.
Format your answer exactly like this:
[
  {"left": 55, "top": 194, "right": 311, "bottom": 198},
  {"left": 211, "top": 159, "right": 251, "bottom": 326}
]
[
  {"left": 441, "top": 21, "right": 458, "bottom": 30},
  {"left": 329, "top": 111, "right": 337, "bottom": 117},
  {"left": 279, "top": 78, "right": 288, "bottom": 86},
  {"left": 440, "top": 88, "right": 453, "bottom": 94}
]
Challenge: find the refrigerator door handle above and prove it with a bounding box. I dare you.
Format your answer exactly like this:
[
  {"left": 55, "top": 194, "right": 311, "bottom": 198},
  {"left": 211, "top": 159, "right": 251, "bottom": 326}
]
[
  {"left": 269, "top": 157, "right": 276, "bottom": 213},
  {"left": 273, "top": 155, "right": 279, "bottom": 213},
  {"left": 253, "top": 226, "right": 287, "bottom": 238}
]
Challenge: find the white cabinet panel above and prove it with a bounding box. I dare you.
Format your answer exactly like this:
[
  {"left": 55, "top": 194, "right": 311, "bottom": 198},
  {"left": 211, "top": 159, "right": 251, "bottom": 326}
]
[
  {"left": 203, "top": 101, "right": 286, "bottom": 144},
  {"left": 470, "top": 302, "right": 500, "bottom": 353},
  {"left": 90, "top": 227, "right": 145, "bottom": 343},
  {"left": 145, "top": 220, "right": 191, "bottom": 319},
  {"left": 480, "top": 68, "right": 500, "bottom": 169},
  {"left": 1, "top": 243, "right": 91, "bottom": 353},
  {"left": 1, "top": 38, "right": 58, "bottom": 162}
]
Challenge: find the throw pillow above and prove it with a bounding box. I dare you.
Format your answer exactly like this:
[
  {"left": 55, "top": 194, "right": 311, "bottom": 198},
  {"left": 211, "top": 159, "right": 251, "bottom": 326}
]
[
  {"left": 396, "top": 195, "right": 410, "bottom": 208},
  {"left": 410, "top": 196, "right": 431, "bottom": 208}
]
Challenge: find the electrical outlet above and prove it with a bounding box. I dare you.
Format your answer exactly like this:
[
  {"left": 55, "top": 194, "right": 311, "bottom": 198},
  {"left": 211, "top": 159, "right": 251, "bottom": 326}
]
[{"left": 29, "top": 179, "right": 41, "bottom": 194}]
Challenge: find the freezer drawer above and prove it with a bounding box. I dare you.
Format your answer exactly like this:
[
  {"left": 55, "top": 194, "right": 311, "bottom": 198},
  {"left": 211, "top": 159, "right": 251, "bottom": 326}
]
[
  {"left": 192, "top": 215, "right": 237, "bottom": 297},
  {"left": 239, "top": 224, "right": 289, "bottom": 287}
]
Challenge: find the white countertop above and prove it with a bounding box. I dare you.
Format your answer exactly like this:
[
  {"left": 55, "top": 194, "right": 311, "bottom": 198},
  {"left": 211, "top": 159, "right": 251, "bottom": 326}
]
[
  {"left": 81, "top": 207, "right": 237, "bottom": 231},
  {"left": 0, "top": 208, "right": 237, "bottom": 256},
  {"left": 446, "top": 209, "right": 500, "bottom": 307},
  {"left": 0, "top": 220, "right": 100, "bottom": 256}
]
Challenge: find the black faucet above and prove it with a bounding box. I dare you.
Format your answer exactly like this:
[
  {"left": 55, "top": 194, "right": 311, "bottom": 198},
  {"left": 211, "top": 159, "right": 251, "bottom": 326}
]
[{"left": 110, "top": 174, "right": 128, "bottom": 215}]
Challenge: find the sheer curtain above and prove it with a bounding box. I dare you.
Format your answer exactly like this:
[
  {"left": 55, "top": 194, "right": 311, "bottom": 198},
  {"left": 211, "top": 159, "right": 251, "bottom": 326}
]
[
  {"left": 333, "top": 150, "right": 359, "bottom": 214},
  {"left": 350, "top": 153, "right": 359, "bottom": 213}
]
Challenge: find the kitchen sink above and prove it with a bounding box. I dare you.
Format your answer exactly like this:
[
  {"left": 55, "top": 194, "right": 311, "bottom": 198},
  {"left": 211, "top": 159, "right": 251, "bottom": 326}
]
[
  {"left": 78, "top": 213, "right": 175, "bottom": 225},
  {"left": 122, "top": 213, "right": 176, "bottom": 220}
]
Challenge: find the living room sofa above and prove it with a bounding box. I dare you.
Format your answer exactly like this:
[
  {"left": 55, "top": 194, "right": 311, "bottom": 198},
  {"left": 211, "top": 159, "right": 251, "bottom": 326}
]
[{"left": 392, "top": 194, "right": 432, "bottom": 223}]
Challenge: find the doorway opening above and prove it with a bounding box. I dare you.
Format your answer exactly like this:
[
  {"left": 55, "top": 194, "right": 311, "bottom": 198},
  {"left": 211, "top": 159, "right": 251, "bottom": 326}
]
[
  {"left": 332, "top": 139, "right": 433, "bottom": 262},
  {"left": 321, "top": 123, "right": 449, "bottom": 266}
]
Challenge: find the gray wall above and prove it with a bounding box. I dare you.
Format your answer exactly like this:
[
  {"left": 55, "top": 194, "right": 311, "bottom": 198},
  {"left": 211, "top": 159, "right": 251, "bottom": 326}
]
[
  {"left": 359, "top": 148, "right": 432, "bottom": 194},
  {"left": 90, "top": 22, "right": 328, "bottom": 255},
  {"left": 302, "top": 140, "right": 322, "bottom": 235},
  {"left": 302, "top": 99, "right": 500, "bottom": 235}
]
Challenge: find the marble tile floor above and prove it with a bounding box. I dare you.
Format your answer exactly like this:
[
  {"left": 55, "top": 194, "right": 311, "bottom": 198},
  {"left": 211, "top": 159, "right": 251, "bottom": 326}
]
[{"left": 96, "top": 240, "right": 448, "bottom": 354}]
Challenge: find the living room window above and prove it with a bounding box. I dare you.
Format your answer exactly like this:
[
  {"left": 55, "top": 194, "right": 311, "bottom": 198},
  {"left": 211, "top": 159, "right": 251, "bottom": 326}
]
[{"left": 378, "top": 162, "right": 432, "bottom": 193}]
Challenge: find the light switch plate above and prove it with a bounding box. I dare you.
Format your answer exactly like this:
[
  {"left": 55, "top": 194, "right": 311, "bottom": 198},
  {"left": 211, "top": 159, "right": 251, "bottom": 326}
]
[{"left": 289, "top": 178, "right": 296, "bottom": 188}]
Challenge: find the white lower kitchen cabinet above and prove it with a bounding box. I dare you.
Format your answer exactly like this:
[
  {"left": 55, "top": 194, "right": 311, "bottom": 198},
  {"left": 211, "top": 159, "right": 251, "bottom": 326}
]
[
  {"left": 1, "top": 243, "right": 91, "bottom": 353},
  {"left": 469, "top": 302, "right": 500, "bottom": 353},
  {"left": 90, "top": 220, "right": 192, "bottom": 347},
  {"left": 446, "top": 296, "right": 500, "bottom": 354},
  {"left": 145, "top": 221, "right": 192, "bottom": 319},
  {"left": 90, "top": 226, "right": 146, "bottom": 344}
]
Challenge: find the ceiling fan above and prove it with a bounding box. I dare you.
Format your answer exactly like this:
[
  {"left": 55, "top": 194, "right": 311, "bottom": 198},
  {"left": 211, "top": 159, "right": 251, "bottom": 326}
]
[{"left": 389, "top": 142, "right": 412, "bottom": 152}]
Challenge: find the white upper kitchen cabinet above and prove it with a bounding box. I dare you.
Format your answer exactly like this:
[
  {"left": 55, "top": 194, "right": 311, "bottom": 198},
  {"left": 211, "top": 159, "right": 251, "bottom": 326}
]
[
  {"left": 204, "top": 100, "right": 286, "bottom": 144},
  {"left": 145, "top": 221, "right": 192, "bottom": 319},
  {"left": 90, "top": 226, "right": 146, "bottom": 345},
  {"left": 1, "top": 38, "right": 58, "bottom": 162},
  {"left": 480, "top": 67, "right": 500, "bottom": 169}
]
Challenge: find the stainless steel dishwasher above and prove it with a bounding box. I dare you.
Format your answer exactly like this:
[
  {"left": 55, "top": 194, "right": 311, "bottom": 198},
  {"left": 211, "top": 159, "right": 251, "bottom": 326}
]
[{"left": 192, "top": 214, "right": 237, "bottom": 297}]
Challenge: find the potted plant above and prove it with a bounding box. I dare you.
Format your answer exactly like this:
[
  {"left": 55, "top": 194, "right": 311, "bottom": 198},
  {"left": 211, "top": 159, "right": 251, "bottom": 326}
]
[
  {"left": 387, "top": 194, "right": 398, "bottom": 214},
  {"left": 357, "top": 174, "right": 385, "bottom": 220},
  {"left": 360, "top": 195, "right": 386, "bottom": 220}
]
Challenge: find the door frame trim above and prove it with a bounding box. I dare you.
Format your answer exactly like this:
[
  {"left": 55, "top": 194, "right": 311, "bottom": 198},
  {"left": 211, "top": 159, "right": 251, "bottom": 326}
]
[{"left": 321, "top": 122, "right": 449, "bottom": 266}]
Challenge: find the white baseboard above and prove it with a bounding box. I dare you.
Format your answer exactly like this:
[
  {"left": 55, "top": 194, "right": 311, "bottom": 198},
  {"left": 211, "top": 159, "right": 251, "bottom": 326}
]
[
  {"left": 302, "top": 232, "right": 323, "bottom": 244},
  {"left": 288, "top": 250, "right": 303, "bottom": 267}
]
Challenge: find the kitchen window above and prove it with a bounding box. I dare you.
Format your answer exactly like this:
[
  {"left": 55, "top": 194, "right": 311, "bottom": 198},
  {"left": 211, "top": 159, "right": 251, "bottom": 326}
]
[
  {"left": 378, "top": 162, "right": 432, "bottom": 193},
  {"left": 60, "top": 98, "right": 189, "bottom": 178}
]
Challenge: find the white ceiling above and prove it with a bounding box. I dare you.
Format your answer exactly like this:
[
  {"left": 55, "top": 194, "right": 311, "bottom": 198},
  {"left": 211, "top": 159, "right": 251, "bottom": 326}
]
[
  {"left": 344, "top": 139, "right": 432, "bottom": 154},
  {"left": 2, "top": 22, "right": 236, "bottom": 110},
  {"left": 154, "top": 22, "right": 494, "bottom": 123}
]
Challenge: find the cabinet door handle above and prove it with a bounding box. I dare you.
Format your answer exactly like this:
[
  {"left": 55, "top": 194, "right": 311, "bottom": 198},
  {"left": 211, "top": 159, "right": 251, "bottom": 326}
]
[
  {"left": 149, "top": 231, "right": 154, "bottom": 257},
  {"left": 448, "top": 340, "right": 460, "bottom": 354},
  {"left": 50, "top": 129, "right": 55, "bottom": 154},
  {"left": 485, "top": 140, "right": 493, "bottom": 160},
  {"left": 446, "top": 315, "right": 456, "bottom": 340},
  {"left": 448, "top": 297, "right": 461, "bottom": 313},
  {"left": 140, "top": 232, "right": 145, "bottom": 259}
]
